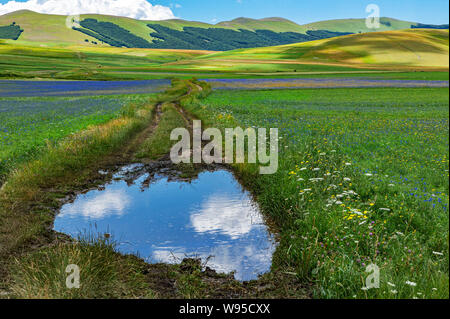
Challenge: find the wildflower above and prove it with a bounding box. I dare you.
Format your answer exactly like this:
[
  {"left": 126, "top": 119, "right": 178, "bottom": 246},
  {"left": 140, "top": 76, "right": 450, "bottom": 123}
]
[
  {"left": 390, "top": 290, "right": 398, "bottom": 294},
  {"left": 345, "top": 163, "right": 352, "bottom": 166},
  {"left": 387, "top": 282, "right": 396, "bottom": 287},
  {"left": 406, "top": 281, "right": 417, "bottom": 287},
  {"left": 432, "top": 251, "right": 443, "bottom": 256}
]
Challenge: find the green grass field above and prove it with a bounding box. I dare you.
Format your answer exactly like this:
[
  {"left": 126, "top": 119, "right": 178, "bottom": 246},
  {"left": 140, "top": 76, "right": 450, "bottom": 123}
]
[
  {"left": 183, "top": 87, "right": 449, "bottom": 299},
  {"left": 0, "top": 11, "right": 448, "bottom": 299},
  {"left": 185, "top": 29, "right": 449, "bottom": 72},
  {"left": 0, "top": 79, "right": 448, "bottom": 299},
  {"left": 1, "top": 28, "right": 447, "bottom": 80},
  {"left": 0, "top": 41, "right": 214, "bottom": 80},
  {"left": 0, "top": 94, "right": 155, "bottom": 182}
]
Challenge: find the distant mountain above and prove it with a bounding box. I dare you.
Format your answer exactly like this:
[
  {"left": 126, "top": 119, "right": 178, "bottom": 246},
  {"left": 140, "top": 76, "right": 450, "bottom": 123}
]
[
  {"left": 0, "top": 10, "right": 448, "bottom": 50},
  {"left": 216, "top": 17, "right": 308, "bottom": 32}
]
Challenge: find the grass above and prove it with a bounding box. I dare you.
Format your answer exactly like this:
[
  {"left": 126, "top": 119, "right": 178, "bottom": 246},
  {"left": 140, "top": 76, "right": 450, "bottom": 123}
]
[
  {"left": 302, "top": 17, "right": 415, "bottom": 34},
  {"left": 1, "top": 29, "right": 448, "bottom": 80},
  {"left": 0, "top": 80, "right": 448, "bottom": 299},
  {"left": 0, "top": 94, "right": 155, "bottom": 183},
  {"left": 0, "top": 41, "right": 212, "bottom": 80},
  {"left": 1, "top": 79, "right": 251, "bottom": 300},
  {"left": 187, "top": 29, "right": 449, "bottom": 71},
  {"left": 137, "top": 103, "right": 186, "bottom": 159},
  {"left": 10, "top": 234, "right": 154, "bottom": 299},
  {"left": 0, "top": 94, "right": 157, "bottom": 268},
  {"left": 182, "top": 87, "right": 449, "bottom": 299},
  {"left": 0, "top": 10, "right": 425, "bottom": 47}
]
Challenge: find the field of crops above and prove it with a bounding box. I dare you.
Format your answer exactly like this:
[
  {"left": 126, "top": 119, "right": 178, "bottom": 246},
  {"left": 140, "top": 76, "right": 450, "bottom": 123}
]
[
  {"left": 185, "top": 87, "right": 449, "bottom": 298},
  {"left": 0, "top": 94, "right": 154, "bottom": 182}
]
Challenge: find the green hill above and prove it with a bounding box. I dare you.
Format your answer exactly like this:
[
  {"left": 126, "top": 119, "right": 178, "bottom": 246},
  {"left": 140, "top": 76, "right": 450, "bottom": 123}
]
[
  {"left": 216, "top": 17, "right": 308, "bottom": 32},
  {"left": 171, "top": 29, "right": 449, "bottom": 72},
  {"left": 303, "top": 17, "right": 416, "bottom": 33},
  {"left": 0, "top": 10, "right": 448, "bottom": 51}
]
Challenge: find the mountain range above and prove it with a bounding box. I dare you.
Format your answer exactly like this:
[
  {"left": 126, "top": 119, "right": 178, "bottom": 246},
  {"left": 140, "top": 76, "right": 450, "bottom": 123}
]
[{"left": 0, "top": 10, "right": 448, "bottom": 50}]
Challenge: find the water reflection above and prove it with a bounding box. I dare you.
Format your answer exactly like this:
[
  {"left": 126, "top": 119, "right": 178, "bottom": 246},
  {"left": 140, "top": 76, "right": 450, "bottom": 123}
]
[
  {"left": 54, "top": 167, "right": 277, "bottom": 281},
  {"left": 190, "top": 194, "right": 263, "bottom": 239},
  {"left": 58, "top": 189, "right": 131, "bottom": 220}
]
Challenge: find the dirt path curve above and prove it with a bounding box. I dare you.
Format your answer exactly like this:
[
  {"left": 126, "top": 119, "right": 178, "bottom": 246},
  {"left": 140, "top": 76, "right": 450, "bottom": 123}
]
[{"left": 123, "top": 103, "right": 163, "bottom": 158}]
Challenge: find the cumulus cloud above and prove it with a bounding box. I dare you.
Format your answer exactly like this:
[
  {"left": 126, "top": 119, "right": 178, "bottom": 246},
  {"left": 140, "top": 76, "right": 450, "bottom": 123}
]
[
  {"left": 190, "top": 193, "right": 264, "bottom": 239},
  {"left": 152, "top": 241, "right": 276, "bottom": 281},
  {"left": 59, "top": 189, "right": 131, "bottom": 220},
  {"left": 0, "top": 0, "right": 175, "bottom": 20}
]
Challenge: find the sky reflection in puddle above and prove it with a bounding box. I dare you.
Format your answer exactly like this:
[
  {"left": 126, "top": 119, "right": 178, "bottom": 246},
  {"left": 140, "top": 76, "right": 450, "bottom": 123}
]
[{"left": 54, "top": 167, "right": 277, "bottom": 281}]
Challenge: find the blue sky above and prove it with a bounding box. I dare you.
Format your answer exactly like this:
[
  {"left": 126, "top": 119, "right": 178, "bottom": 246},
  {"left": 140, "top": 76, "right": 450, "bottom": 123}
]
[
  {"left": 0, "top": 0, "right": 449, "bottom": 24},
  {"left": 162, "top": 0, "right": 449, "bottom": 24}
]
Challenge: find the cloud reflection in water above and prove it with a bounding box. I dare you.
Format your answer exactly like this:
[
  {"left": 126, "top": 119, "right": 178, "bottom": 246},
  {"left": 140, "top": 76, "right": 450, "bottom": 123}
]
[{"left": 54, "top": 168, "right": 277, "bottom": 281}]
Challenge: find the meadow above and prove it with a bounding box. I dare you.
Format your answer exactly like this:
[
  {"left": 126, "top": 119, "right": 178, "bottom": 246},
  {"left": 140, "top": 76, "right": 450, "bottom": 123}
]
[
  {"left": 173, "top": 29, "right": 449, "bottom": 73},
  {"left": 1, "top": 28, "right": 448, "bottom": 81},
  {"left": 0, "top": 78, "right": 448, "bottom": 299},
  {"left": 0, "top": 94, "right": 155, "bottom": 182},
  {"left": 0, "top": 6, "right": 449, "bottom": 300},
  {"left": 182, "top": 87, "right": 449, "bottom": 298}
]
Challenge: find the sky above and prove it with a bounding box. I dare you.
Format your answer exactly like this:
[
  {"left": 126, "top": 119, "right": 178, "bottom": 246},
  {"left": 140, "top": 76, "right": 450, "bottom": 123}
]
[{"left": 0, "top": 0, "right": 448, "bottom": 24}]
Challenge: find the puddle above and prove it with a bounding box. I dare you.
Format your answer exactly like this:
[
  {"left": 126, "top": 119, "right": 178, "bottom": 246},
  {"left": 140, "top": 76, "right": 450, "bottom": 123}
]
[{"left": 54, "top": 165, "right": 277, "bottom": 281}]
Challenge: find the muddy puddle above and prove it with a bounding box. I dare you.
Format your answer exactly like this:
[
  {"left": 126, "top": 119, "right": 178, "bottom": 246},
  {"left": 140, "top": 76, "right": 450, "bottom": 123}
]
[{"left": 54, "top": 164, "right": 277, "bottom": 281}]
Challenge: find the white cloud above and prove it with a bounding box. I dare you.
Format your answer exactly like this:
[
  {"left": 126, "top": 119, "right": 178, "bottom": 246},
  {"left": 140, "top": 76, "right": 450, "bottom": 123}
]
[
  {"left": 190, "top": 193, "right": 264, "bottom": 239},
  {"left": 152, "top": 243, "right": 276, "bottom": 281},
  {"left": 0, "top": 0, "right": 175, "bottom": 20},
  {"left": 59, "top": 189, "right": 131, "bottom": 220}
]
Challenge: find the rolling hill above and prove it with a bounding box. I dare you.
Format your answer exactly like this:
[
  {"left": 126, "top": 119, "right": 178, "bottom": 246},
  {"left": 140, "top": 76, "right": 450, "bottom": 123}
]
[
  {"left": 169, "top": 29, "right": 449, "bottom": 72},
  {"left": 0, "top": 10, "right": 448, "bottom": 50}
]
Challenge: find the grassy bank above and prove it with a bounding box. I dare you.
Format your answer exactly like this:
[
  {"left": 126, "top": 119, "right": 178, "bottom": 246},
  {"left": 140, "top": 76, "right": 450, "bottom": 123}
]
[
  {"left": 0, "top": 94, "right": 155, "bottom": 184},
  {"left": 9, "top": 236, "right": 154, "bottom": 299},
  {"left": 181, "top": 87, "right": 449, "bottom": 299},
  {"left": 0, "top": 91, "right": 159, "bottom": 293}
]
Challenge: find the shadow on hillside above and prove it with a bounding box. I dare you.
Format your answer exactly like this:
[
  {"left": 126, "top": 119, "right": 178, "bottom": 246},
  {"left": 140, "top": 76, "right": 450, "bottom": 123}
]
[{"left": 280, "top": 32, "right": 449, "bottom": 61}]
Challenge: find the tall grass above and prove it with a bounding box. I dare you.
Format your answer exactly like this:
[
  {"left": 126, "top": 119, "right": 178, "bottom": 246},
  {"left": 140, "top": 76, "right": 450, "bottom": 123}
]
[
  {"left": 182, "top": 87, "right": 449, "bottom": 299},
  {"left": 137, "top": 103, "right": 186, "bottom": 159},
  {"left": 0, "top": 79, "right": 212, "bottom": 299},
  {"left": 0, "top": 96, "right": 156, "bottom": 265},
  {"left": 10, "top": 234, "right": 153, "bottom": 299}
]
